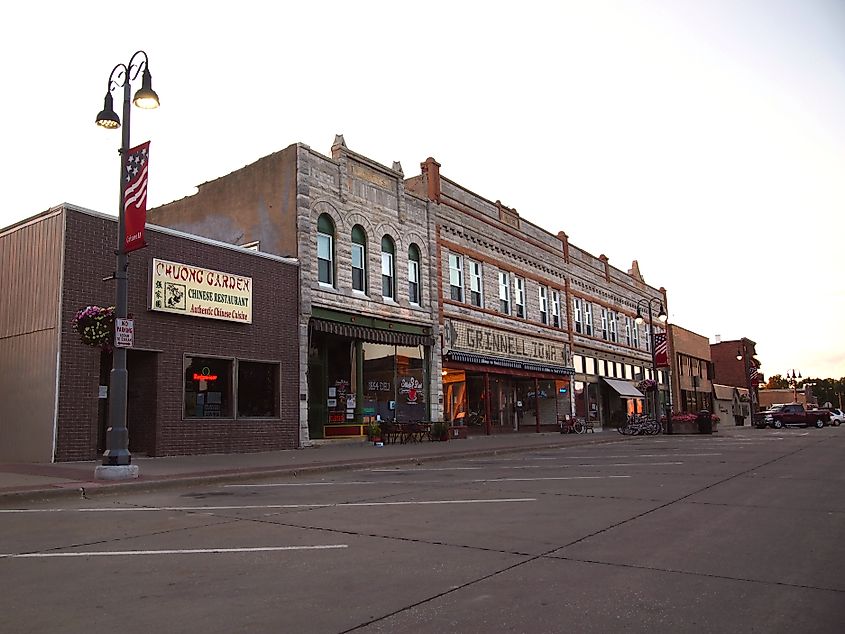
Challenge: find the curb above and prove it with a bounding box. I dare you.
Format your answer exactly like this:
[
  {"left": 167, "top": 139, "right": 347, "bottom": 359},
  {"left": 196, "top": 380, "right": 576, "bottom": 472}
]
[{"left": 0, "top": 434, "right": 626, "bottom": 505}]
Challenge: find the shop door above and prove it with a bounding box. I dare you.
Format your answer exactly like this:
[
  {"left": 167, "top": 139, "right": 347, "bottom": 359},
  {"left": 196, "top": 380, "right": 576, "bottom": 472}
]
[
  {"left": 98, "top": 350, "right": 157, "bottom": 456},
  {"left": 307, "top": 342, "right": 327, "bottom": 440}
]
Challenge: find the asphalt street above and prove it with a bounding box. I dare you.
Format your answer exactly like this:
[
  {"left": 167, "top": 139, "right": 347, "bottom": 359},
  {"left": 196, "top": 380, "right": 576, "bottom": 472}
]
[{"left": 1, "top": 427, "right": 843, "bottom": 633}]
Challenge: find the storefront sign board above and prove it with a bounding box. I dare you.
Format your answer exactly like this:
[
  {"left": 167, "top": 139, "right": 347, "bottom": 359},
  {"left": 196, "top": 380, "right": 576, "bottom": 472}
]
[
  {"left": 151, "top": 259, "right": 252, "bottom": 323},
  {"left": 444, "top": 319, "right": 571, "bottom": 368}
]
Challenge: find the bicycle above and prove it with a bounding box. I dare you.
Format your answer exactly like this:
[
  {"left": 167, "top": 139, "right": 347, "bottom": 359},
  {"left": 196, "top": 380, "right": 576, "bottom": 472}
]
[{"left": 617, "top": 414, "right": 661, "bottom": 435}]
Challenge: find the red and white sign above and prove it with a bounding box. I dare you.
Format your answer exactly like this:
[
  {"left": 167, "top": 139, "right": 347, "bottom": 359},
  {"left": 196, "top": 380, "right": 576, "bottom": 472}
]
[{"left": 114, "top": 318, "right": 135, "bottom": 348}]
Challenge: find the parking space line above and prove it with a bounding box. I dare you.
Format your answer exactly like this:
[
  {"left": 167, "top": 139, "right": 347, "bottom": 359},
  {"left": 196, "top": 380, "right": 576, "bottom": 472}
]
[
  {"left": 2, "top": 545, "right": 348, "bottom": 558},
  {"left": 0, "top": 498, "right": 536, "bottom": 514}
]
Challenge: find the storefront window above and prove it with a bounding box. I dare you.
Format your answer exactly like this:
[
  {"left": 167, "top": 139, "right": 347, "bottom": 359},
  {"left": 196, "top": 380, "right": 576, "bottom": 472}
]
[
  {"left": 184, "top": 356, "right": 233, "bottom": 418},
  {"left": 237, "top": 361, "right": 280, "bottom": 417},
  {"left": 362, "top": 343, "right": 427, "bottom": 423}
]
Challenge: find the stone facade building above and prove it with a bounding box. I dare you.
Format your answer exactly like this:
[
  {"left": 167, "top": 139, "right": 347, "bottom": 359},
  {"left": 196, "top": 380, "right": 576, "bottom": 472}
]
[
  {"left": 149, "top": 137, "right": 438, "bottom": 445},
  {"left": 407, "top": 157, "right": 670, "bottom": 432}
]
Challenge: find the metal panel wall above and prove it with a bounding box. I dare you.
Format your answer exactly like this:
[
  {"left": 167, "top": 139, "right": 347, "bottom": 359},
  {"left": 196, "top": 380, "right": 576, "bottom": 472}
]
[{"left": 0, "top": 210, "right": 63, "bottom": 461}]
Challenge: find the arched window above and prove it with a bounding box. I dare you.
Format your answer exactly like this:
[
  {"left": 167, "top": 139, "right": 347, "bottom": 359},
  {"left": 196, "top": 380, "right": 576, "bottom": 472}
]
[
  {"left": 351, "top": 225, "right": 367, "bottom": 292},
  {"left": 317, "top": 214, "right": 335, "bottom": 286},
  {"left": 381, "top": 235, "right": 395, "bottom": 300},
  {"left": 408, "top": 243, "right": 421, "bottom": 305}
]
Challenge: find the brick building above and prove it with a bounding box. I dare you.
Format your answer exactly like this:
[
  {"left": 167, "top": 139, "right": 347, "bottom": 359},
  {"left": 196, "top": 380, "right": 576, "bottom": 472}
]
[
  {"left": 0, "top": 205, "right": 300, "bottom": 462},
  {"left": 711, "top": 337, "right": 760, "bottom": 413},
  {"left": 406, "top": 158, "right": 670, "bottom": 431},
  {"left": 668, "top": 324, "right": 714, "bottom": 415},
  {"left": 149, "top": 137, "right": 438, "bottom": 443}
]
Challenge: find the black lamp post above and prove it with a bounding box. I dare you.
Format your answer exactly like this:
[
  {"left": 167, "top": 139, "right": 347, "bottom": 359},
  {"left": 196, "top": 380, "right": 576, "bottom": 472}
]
[
  {"left": 94, "top": 51, "right": 159, "bottom": 479},
  {"left": 786, "top": 369, "right": 802, "bottom": 403},
  {"left": 635, "top": 298, "right": 668, "bottom": 427},
  {"left": 736, "top": 342, "right": 757, "bottom": 425}
]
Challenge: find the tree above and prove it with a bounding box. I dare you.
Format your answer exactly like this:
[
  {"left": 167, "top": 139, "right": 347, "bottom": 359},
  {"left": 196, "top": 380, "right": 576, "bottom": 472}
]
[{"left": 765, "top": 374, "right": 788, "bottom": 389}]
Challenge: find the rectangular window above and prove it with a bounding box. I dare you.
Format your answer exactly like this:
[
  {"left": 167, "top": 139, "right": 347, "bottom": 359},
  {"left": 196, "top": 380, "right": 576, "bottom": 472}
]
[
  {"left": 317, "top": 233, "right": 333, "bottom": 285},
  {"left": 573, "top": 298, "right": 583, "bottom": 334},
  {"left": 449, "top": 254, "right": 463, "bottom": 302},
  {"left": 352, "top": 242, "right": 366, "bottom": 292},
  {"left": 609, "top": 311, "right": 617, "bottom": 343},
  {"left": 552, "top": 291, "right": 561, "bottom": 328},
  {"left": 469, "top": 260, "right": 483, "bottom": 307},
  {"left": 625, "top": 317, "right": 633, "bottom": 346},
  {"left": 573, "top": 354, "right": 584, "bottom": 373},
  {"left": 498, "top": 271, "right": 510, "bottom": 314},
  {"left": 632, "top": 320, "right": 639, "bottom": 348},
  {"left": 515, "top": 278, "right": 525, "bottom": 318},
  {"left": 184, "top": 356, "right": 233, "bottom": 418},
  {"left": 645, "top": 324, "right": 652, "bottom": 352},
  {"left": 584, "top": 356, "right": 596, "bottom": 375},
  {"left": 538, "top": 286, "right": 548, "bottom": 324},
  {"left": 408, "top": 259, "right": 420, "bottom": 305},
  {"left": 382, "top": 252, "right": 394, "bottom": 299},
  {"left": 237, "top": 361, "right": 280, "bottom": 417},
  {"left": 584, "top": 302, "right": 594, "bottom": 336},
  {"left": 601, "top": 308, "right": 609, "bottom": 340}
]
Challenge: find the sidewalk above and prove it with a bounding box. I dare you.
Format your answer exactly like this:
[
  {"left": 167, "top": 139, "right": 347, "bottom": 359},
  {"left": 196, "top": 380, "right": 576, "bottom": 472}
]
[{"left": 0, "top": 430, "right": 628, "bottom": 503}]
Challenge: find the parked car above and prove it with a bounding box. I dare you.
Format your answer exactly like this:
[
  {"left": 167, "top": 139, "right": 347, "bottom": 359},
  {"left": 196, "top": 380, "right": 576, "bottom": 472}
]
[
  {"left": 753, "top": 404, "right": 784, "bottom": 428},
  {"left": 765, "top": 403, "right": 831, "bottom": 429},
  {"left": 823, "top": 408, "right": 844, "bottom": 426}
]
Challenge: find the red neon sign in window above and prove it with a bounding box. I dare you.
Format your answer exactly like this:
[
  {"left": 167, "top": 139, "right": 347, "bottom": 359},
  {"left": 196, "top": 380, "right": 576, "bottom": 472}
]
[{"left": 193, "top": 366, "right": 218, "bottom": 381}]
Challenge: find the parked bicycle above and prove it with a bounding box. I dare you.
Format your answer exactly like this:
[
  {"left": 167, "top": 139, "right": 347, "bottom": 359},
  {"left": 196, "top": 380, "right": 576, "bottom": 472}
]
[{"left": 617, "top": 414, "right": 661, "bottom": 435}]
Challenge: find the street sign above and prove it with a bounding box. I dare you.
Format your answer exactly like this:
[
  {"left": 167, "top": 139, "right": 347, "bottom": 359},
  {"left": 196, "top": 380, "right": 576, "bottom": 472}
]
[{"left": 114, "top": 318, "right": 135, "bottom": 348}]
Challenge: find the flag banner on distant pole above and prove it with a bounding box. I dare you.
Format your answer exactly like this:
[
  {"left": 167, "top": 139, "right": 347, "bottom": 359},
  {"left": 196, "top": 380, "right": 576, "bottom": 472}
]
[
  {"left": 654, "top": 332, "right": 669, "bottom": 367},
  {"left": 749, "top": 365, "right": 758, "bottom": 381},
  {"left": 123, "top": 141, "right": 150, "bottom": 253}
]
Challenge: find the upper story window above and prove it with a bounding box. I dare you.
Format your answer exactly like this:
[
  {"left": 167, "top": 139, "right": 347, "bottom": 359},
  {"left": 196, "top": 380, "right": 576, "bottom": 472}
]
[
  {"left": 317, "top": 214, "right": 335, "bottom": 286},
  {"left": 449, "top": 253, "right": 464, "bottom": 302},
  {"left": 573, "top": 298, "right": 583, "bottom": 333},
  {"left": 644, "top": 324, "right": 652, "bottom": 352},
  {"left": 469, "top": 260, "right": 483, "bottom": 307},
  {"left": 408, "top": 244, "right": 421, "bottom": 306},
  {"left": 381, "top": 235, "right": 395, "bottom": 300},
  {"left": 515, "top": 277, "right": 526, "bottom": 318},
  {"left": 498, "top": 271, "right": 511, "bottom": 315},
  {"left": 609, "top": 310, "right": 618, "bottom": 343},
  {"left": 601, "top": 308, "right": 609, "bottom": 340},
  {"left": 538, "top": 286, "right": 548, "bottom": 325},
  {"left": 551, "top": 291, "right": 561, "bottom": 328},
  {"left": 625, "top": 316, "right": 633, "bottom": 346},
  {"left": 583, "top": 301, "right": 594, "bottom": 336},
  {"left": 632, "top": 319, "right": 640, "bottom": 348},
  {"left": 351, "top": 225, "right": 367, "bottom": 293}
]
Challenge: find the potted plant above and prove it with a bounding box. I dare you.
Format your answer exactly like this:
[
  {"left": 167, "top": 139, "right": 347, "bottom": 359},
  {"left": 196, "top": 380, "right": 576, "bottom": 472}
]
[
  {"left": 431, "top": 422, "right": 449, "bottom": 441},
  {"left": 71, "top": 305, "right": 116, "bottom": 352},
  {"left": 367, "top": 421, "right": 381, "bottom": 443}
]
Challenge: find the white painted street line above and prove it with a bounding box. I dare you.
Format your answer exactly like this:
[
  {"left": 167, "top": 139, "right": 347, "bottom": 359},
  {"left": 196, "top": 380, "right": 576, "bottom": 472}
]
[
  {"left": 479, "top": 475, "right": 631, "bottom": 482},
  {"left": 225, "top": 481, "right": 379, "bottom": 488},
  {"left": 477, "top": 453, "right": 719, "bottom": 460},
  {"left": 0, "top": 498, "right": 536, "bottom": 514},
  {"left": 371, "top": 462, "right": 683, "bottom": 472},
  {"left": 2, "top": 545, "right": 348, "bottom": 558}
]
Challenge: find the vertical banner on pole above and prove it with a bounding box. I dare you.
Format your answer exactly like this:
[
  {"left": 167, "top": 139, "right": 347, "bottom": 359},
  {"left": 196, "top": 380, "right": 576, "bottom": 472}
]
[{"left": 124, "top": 141, "right": 150, "bottom": 253}]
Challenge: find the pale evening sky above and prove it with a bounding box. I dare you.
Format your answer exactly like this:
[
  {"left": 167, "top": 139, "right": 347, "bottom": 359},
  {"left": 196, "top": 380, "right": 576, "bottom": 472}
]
[{"left": 1, "top": 0, "right": 843, "bottom": 380}]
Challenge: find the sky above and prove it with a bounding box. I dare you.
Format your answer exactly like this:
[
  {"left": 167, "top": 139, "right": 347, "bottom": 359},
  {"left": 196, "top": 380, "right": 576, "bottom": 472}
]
[{"left": 2, "top": 0, "right": 843, "bottom": 380}]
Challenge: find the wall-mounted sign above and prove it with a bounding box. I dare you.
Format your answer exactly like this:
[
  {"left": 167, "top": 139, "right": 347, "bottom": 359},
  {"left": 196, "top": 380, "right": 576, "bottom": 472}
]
[
  {"left": 444, "top": 319, "right": 573, "bottom": 369},
  {"left": 151, "top": 259, "right": 252, "bottom": 323}
]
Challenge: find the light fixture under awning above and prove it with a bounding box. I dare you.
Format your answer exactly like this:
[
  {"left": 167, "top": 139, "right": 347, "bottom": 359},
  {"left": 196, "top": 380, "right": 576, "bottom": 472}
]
[{"left": 602, "top": 378, "right": 645, "bottom": 398}]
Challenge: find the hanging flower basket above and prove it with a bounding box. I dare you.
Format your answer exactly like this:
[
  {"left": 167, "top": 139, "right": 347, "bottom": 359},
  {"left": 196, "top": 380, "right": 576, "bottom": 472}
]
[
  {"left": 637, "top": 379, "right": 658, "bottom": 392},
  {"left": 71, "top": 305, "right": 116, "bottom": 352}
]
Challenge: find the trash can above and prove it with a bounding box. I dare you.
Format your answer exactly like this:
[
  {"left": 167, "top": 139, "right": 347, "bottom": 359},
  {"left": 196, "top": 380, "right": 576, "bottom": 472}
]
[{"left": 696, "top": 409, "right": 712, "bottom": 434}]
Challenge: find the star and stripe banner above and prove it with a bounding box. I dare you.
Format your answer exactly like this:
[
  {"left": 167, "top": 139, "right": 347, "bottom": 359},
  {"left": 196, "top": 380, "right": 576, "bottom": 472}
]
[
  {"left": 654, "top": 332, "right": 670, "bottom": 367},
  {"left": 749, "top": 365, "right": 758, "bottom": 381},
  {"left": 123, "top": 141, "right": 150, "bottom": 253}
]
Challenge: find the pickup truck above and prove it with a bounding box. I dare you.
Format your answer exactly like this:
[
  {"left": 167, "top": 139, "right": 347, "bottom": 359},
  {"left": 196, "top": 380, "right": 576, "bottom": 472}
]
[{"left": 764, "top": 403, "right": 831, "bottom": 429}]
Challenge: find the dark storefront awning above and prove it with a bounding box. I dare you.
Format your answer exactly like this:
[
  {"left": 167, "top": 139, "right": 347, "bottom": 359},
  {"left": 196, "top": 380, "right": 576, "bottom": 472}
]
[
  {"left": 312, "top": 318, "right": 433, "bottom": 347},
  {"left": 603, "top": 378, "right": 645, "bottom": 398},
  {"left": 445, "top": 351, "right": 576, "bottom": 376}
]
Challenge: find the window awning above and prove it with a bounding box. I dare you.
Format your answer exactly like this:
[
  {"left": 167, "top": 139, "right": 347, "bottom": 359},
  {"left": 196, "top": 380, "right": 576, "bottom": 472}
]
[
  {"left": 602, "top": 378, "right": 645, "bottom": 398},
  {"left": 445, "top": 351, "right": 576, "bottom": 376},
  {"left": 311, "top": 318, "right": 433, "bottom": 347}
]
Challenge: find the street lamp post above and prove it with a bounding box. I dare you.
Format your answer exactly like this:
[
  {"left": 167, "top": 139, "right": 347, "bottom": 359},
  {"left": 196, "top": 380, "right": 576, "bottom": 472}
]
[
  {"left": 635, "top": 298, "right": 668, "bottom": 429},
  {"left": 786, "top": 369, "right": 802, "bottom": 403},
  {"left": 93, "top": 51, "right": 159, "bottom": 480}
]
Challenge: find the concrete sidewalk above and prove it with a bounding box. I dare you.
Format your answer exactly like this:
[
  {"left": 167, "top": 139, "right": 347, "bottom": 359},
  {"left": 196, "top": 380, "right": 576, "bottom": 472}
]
[{"left": 0, "top": 430, "right": 633, "bottom": 503}]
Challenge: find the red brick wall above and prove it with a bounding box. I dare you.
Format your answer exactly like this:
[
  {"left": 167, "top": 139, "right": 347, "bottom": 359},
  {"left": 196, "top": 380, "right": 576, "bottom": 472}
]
[{"left": 57, "top": 208, "right": 299, "bottom": 460}]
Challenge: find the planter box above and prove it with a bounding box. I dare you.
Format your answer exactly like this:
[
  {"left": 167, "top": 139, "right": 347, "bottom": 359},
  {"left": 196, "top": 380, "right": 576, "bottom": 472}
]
[{"left": 449, "top": 425, "right": 467, "bottom": 439}]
